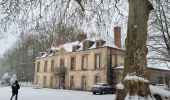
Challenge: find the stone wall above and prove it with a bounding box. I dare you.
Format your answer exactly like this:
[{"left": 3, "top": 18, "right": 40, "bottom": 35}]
[{"left": 34, "top": 47, "right": 125, "bottom": 91}]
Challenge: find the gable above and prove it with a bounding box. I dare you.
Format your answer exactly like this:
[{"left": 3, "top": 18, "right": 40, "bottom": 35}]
[{"left": 56, "top": 47, "right": 69, "bottom": 55}]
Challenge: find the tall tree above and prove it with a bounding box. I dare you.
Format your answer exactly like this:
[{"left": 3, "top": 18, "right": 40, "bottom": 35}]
[
  {"left": 123, "top": 0, "right": 153, "bottom": 99},
  {"left": 2, "top": 23, "right": 83, "bottom": 81}
]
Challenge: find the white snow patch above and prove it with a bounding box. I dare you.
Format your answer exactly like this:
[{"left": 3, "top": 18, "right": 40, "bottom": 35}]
[
  {"left": 125, "top": 94, "right": 153, "bottom": 100},
  {"left": 51, "top": 41, "right": 79, "bottom": 52},
  {"left": 48, "top": 53, "right": 55, "bottom": 57},
  {"left": 124, "top": 75, "right": 149, "bottom": 83},
  {"left": 41, "top": 52, "right": 47, "bottom": 58},
  {"left": 61, "top": 41, "right": 79, "bottom": 52},
  {"left": 0, "top": 87, "right": 115, "bottom": 100},
  {"left": 150, "top": 85, "right": 170, "bottom": 97},
  {"left": 114, "top": 65, "right": 124, "bottom": 69},
  {"left": 114, "top": 65, "right": 170, "bottom": 71},
  {"left": 51, "top": 47, "right": 59, "bottom": 51},
  {"left": 116, "top": 83, "right": 124, "bottom": 90}
]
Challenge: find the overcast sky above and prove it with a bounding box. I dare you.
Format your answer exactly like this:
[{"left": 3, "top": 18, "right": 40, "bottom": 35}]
[{"left": 0, "top": 34, "right": 17, "bottom": 56}]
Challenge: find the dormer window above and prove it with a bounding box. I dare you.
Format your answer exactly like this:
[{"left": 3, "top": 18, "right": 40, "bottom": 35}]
[
  {"left": 96, "top": 39, "right": 105, "bottom": 48},
  {"left": 96, "top": 41, "right": 100, "bottom": 48},
  {"left": 72, "top": 45, "right": 80, "bottom": 52},
  {"left": 83, "top": 40, "right": 94, "bottom": 50},
  {"left": 48, "top": 50, "right": 53, "bottom": 55}
]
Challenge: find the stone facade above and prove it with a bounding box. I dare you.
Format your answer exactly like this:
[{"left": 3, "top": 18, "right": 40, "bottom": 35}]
[
  {"left": 34, "top": 47, "right": 124, "bottom": 91},
  {"left": 34, "top": 28, "right": 125, "bottom": 91},
  {"left": 34, "top": 28, "right": 170, "bottom": 92}
]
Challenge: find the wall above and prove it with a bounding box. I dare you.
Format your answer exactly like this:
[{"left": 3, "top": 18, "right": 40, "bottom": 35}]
[
  {"left": 113, "top": 68, "right": 170, "bottom": 87},
  {"left": 34, "top": 47, "right": 125, "bottom": 91}
]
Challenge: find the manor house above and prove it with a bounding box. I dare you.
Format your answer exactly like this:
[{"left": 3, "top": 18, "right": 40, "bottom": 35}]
[{"left": 34, "top": 27, "right": 125, "bottom": 91}]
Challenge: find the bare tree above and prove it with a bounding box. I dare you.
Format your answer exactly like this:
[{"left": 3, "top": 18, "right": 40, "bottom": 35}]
[
  {"left": 2, "top": 21, "right": 82, "bottom": 81},
  {"left": 1, "top": 0, "right": 169, "bottom": 99},
  {"left": 148, "top": 0, "right": 170, "bottom": 67},
  {"left": 0, "top": 0, "right": 127, "bottom": 38}
]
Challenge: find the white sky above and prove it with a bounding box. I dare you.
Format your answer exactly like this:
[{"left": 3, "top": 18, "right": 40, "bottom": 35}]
[{"left": 0, "top": 34, "right": 17, "bottom": 56}]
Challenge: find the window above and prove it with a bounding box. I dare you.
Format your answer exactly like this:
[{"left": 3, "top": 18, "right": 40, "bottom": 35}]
[
  {"left": 44, "top": 61, "right": 48, "bottom": 72},
  {"left": 94, "top": 76, "right": 100, "bottom": 84},
  {"left": 60, "top": 59, "right": 65, "bottom": 67},
  {"left": 112, "top": 55, "right": 117, "bottom": 67},
  {"left": 36, "top": 75, "right": 39, "bottom": 84},
  {"left": 72, "top": 46, "right": 76, "bottom": 52},
  {"left": 71, "top": 57, "right": 76, "bottom": 70},
  {"left": 96, "top": 40, "right": 105, "bottom": 48},
  {"left": 81, "top": 76, "right": 87, "bottom": 90},
  {"left": 96, "top": 41, "right": 100, "bottom": 48},
  {"left": 70, "top": 76, "right": 75, "bottom": 89},
  {"left": 50, "top": 76, "right": 53, "bottom": 88},
  {"left": 37, "top": 62, "right": 40, "bottom": 72},
  {"left": 159, "top": 77, "right": 163, "bottom": 84},
  {"left": 51, "top": 60, "right": 54, "bottom": 72},
  {"left": 82, "top": 56, "right": 88, "bottom": 70},
  {"left": 83, "top": 42, "right": 89, "bottom": 50},
  {"left": 83, "top": 41, "right": 94, "bottom": 50},
  {"left": 95, "top": 54, "right": 100, "bottom": 69},
  {"left": 72, "top": 45, "right": 80, "bottom": 52},
  {"left": 43, "top": 76, "right": 47, "bottom": 87}
]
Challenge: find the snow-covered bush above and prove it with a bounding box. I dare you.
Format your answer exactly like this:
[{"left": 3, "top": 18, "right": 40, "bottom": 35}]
[
  {"left": 1, "top": 72, "right": 11, "bottom": 86},
  {"left": 10, "top": 74, "right": 17, "bottom": 85}
]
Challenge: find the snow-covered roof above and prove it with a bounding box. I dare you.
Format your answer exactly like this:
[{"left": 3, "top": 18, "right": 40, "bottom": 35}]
[
  {"left": 49, "top": 41, "right": 80, "bottom": 53},
  {"left": 51, "top": 35, "right": 123, "bottom": 52},
  {"left": 148, "top": 66, "right": 170, "bottom": 71},
  {"left": 83, "top": 35, "right": 122, "bottom": 50},
  {"left": 147, "top": 62, "right": 170, "bottom": 71},
  {"left": 37, "top": 35, "right": 124, "bottom": 58},
  {"left": 114, "top": 65, "right": 170, "bottom": 71},
  {"left": 61, "top": 41, "right": 80, "bottom": 52}
]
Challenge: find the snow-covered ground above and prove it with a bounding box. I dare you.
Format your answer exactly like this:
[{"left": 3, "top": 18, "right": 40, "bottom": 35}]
[{"left": 0, "top": 87, "right": 115, "bottom": 100}]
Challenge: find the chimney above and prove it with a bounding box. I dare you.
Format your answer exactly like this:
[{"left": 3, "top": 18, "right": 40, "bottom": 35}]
[{"left": 114, "top": 27, "right": 121, "bottom": 48}]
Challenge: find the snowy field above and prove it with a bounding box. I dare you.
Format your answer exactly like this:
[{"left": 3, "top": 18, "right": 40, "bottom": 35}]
[{"left": 0, "top": 87, "right": 115, "bottom": 100}]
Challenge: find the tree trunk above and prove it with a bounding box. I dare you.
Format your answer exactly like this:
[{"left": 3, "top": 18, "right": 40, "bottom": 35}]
[{"left": 121, "top": 0, "right": 153, "bottom": 99}]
